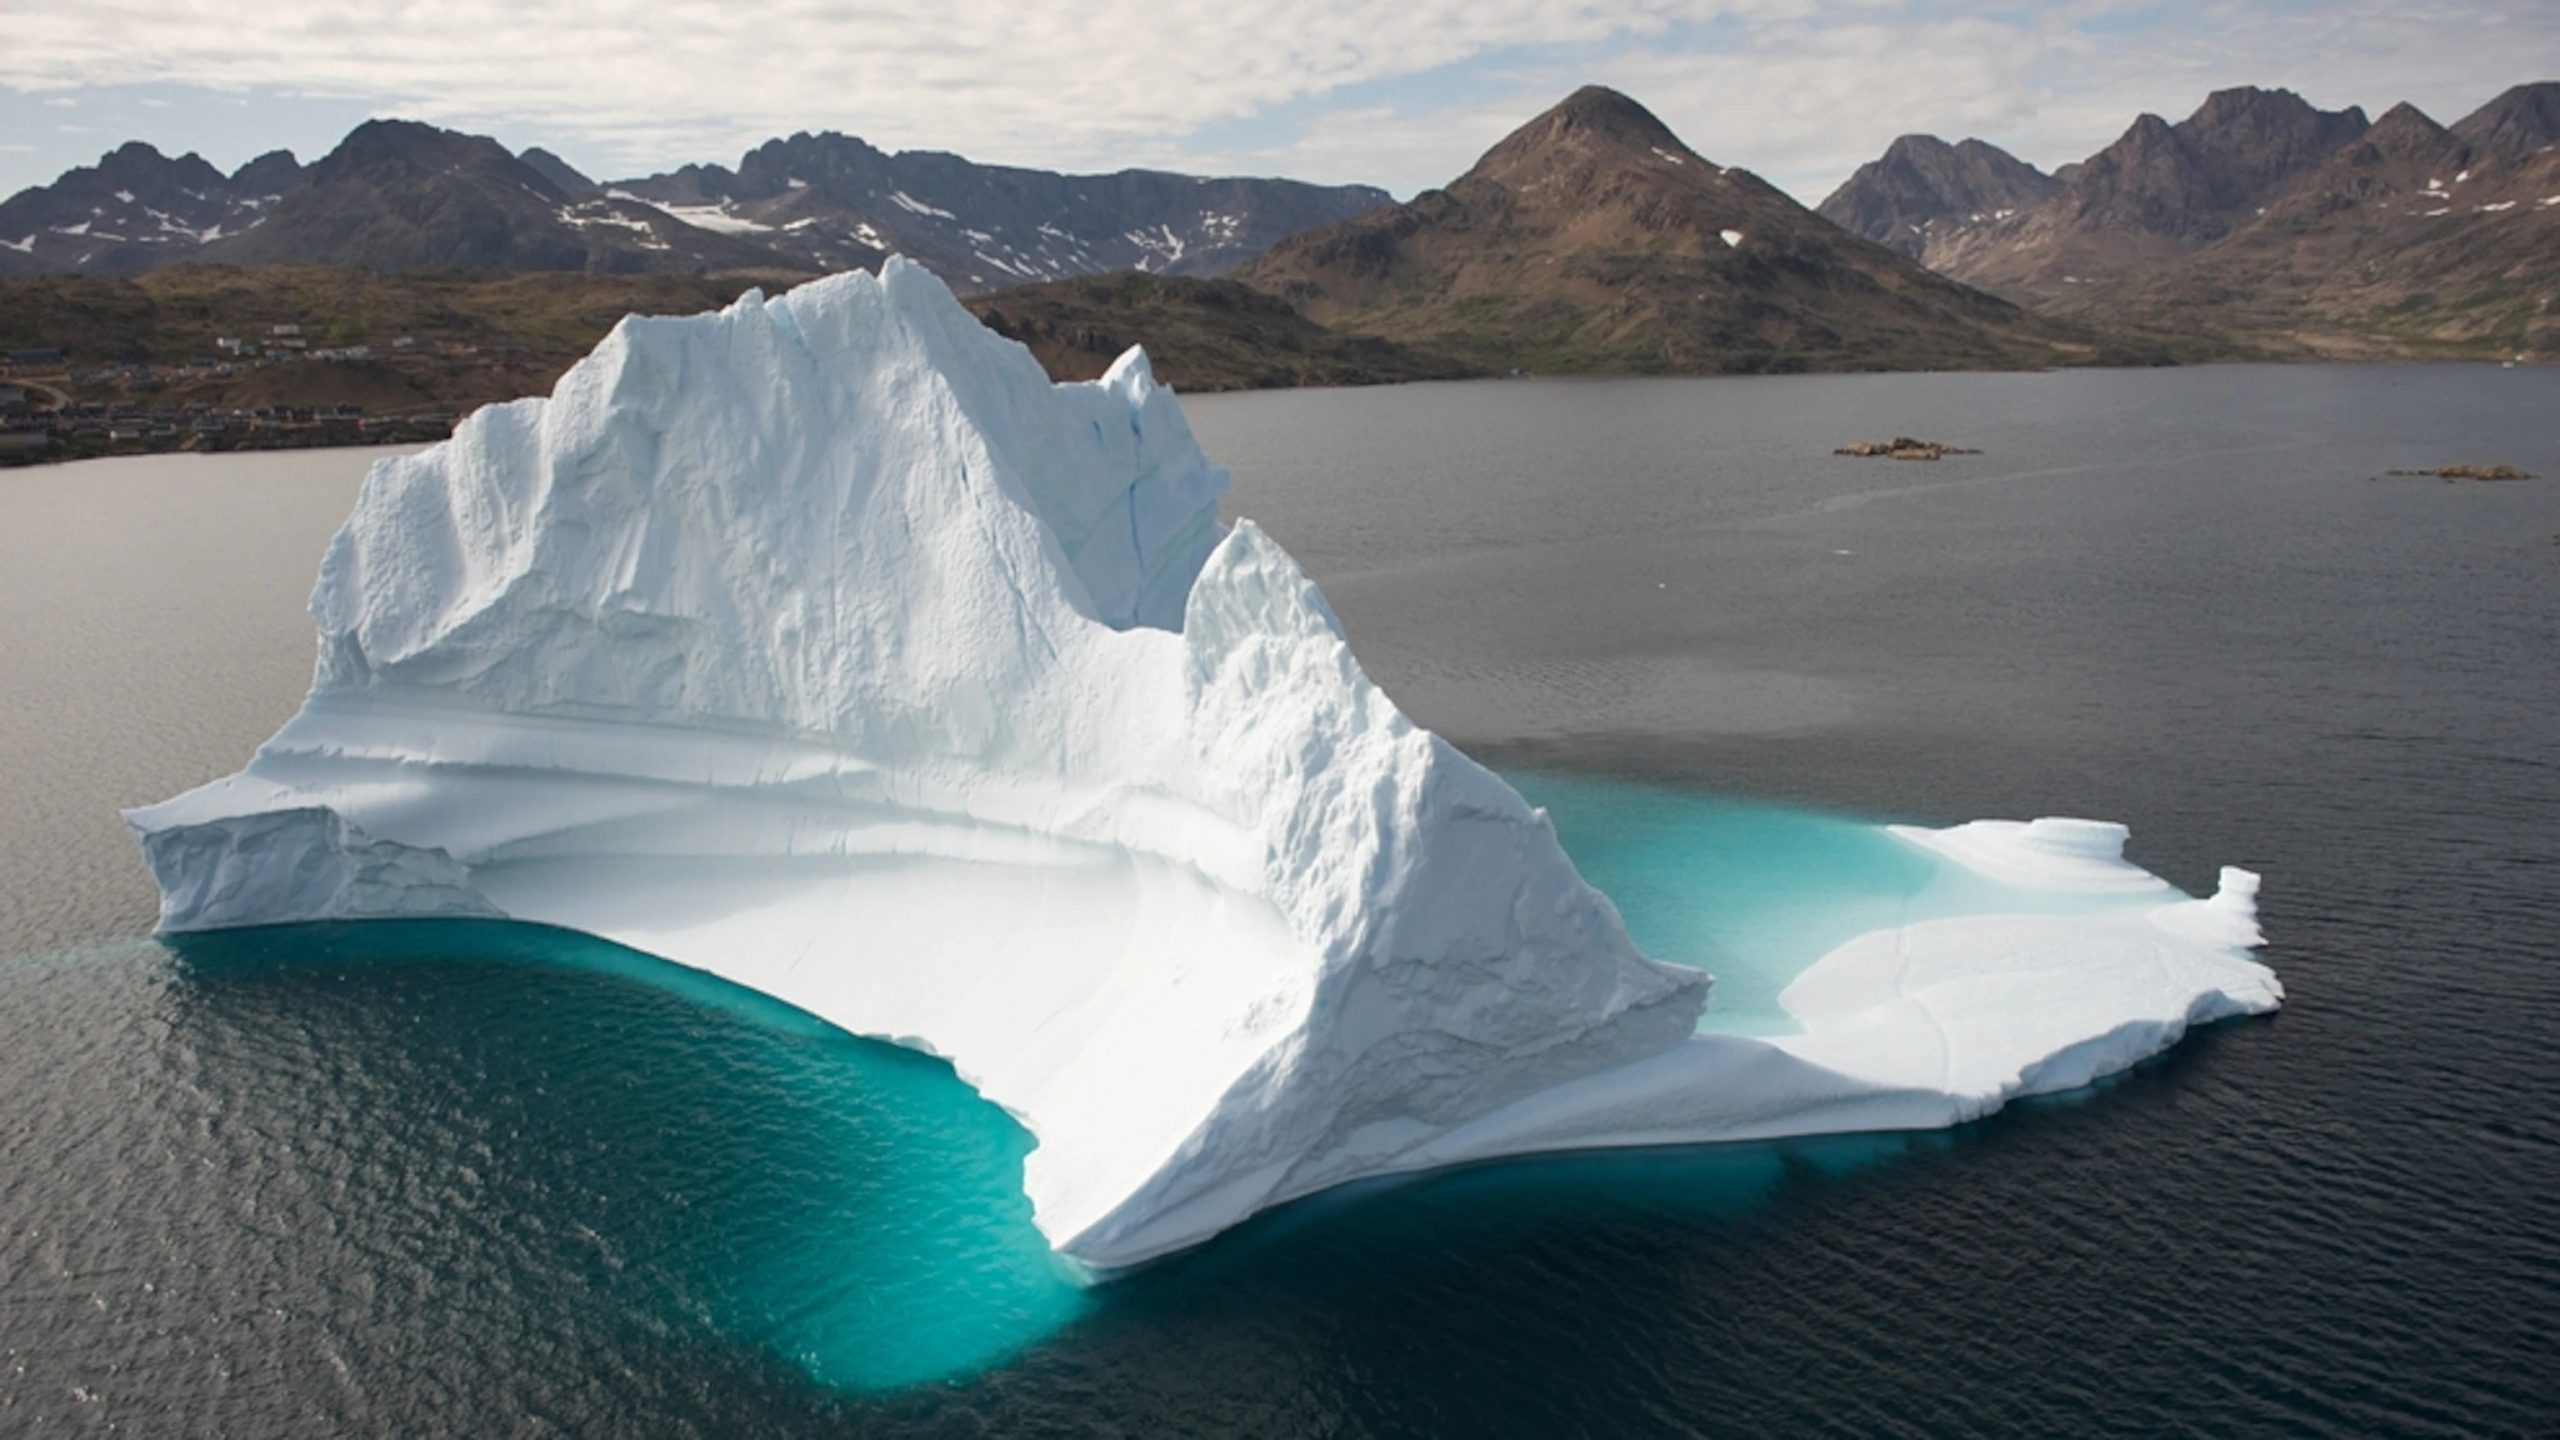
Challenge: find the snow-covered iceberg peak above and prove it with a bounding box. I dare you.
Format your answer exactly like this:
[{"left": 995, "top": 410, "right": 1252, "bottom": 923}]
[
  {"left": 307, "top": 257, "right": 1226, "bottom": 724},
  {"left": 128, "top": 260, "right": 1709, "bottom": 1266}
]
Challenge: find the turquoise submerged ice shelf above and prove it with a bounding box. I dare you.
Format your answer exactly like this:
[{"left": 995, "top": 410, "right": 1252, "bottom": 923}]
[{"left": 1515, "top": 774, "right": 2189, "bottom": 1037}]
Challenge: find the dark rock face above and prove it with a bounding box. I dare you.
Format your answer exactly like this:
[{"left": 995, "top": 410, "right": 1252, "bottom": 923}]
[
  {"left": 1240, "top": 86, "right": 2094, "bottom": 374},
  {"left": 516, "top": 148, "right": 599, "bottom": 198},
  {"left": 2286, "top": 103, "right": 2472, "bottom": 208},
  {"left": 1817, "top": 135, "right": 2060, "bottom": 259},
  {"left": 2061, "top": 88, "right": 2369, "bottom": 244},
  {"left": 0, "top": 141, "right": 305, "bottom": 277},
  {"left": 229, "top": 151, "right": 305, "bottom": 196},
  {"left": 1914, "top": 85, "right": 2372, "bottom": 304},
  {"left": 2451, "top": 82, "right": 2560, "bottom": 158},
  {"left": 607, "top": 131, "right": 1392, "bottom": 290},
  {"left": 2080, "top": 95, "right": 2560, "bottom": 361},
  {"left": 1817, "top": 78, "right": 2559, "bottom": 358}
]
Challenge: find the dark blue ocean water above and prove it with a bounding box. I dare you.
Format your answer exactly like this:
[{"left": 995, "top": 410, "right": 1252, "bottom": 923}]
[{"left": 3, "top": 364, "right": 2555, "bottom": 1434}]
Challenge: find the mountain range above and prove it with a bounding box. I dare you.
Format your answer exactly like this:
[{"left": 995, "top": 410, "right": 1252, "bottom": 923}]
[
  {"left": 608, "top": 133, "right": 1388, "bottom": 286},
  {"left": 0, "top": 143, "right": 303, "bottom": 276},
  {"left": 5, "top": 76, "right": 2555, "bottom": 406},
  {"left": 1241, "top": 87, "right": 2106, "bottom": 373},
  {"left": 0, "top": 119, "right": 1385, "bottom": 291},
  {"left": 1820, "top": 82, "right": 2560, "bottom": 357}
]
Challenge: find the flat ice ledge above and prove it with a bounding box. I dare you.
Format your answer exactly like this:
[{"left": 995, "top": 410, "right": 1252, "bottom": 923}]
[{"left": 134, "top": 709, "right": 2281, "bottom": 1268}]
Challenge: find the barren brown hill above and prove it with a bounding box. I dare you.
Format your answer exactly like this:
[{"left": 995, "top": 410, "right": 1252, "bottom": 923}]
[
  {"left": 1242, "top": 87, "right": 2124, "bottom": 374},
  {"left": 0, "top": 265, "right": 792, "bottom": 414},
  {"left": 964, "top": 273, "right": 1476, "bottom": 392}
]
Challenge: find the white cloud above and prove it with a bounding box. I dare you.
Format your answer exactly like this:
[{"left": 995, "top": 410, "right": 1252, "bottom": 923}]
[
  {"left": 0, "top": 1, "right": 1797, "bottom": 181},
  {"left": 1213, "top": 1, "right": 2560, "bottom": 201},
  {"left": 1181, "top": 98, "right": 1551, "bottom": 195}
]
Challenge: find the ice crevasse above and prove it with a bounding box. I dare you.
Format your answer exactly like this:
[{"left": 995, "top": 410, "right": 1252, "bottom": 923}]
[{"left": 128, "top": 260, "right": 2281, "bottom": 1270}]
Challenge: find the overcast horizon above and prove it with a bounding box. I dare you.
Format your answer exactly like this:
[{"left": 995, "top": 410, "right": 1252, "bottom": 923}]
[{"left": 4, "top": 2, "right": 2556, "bottom": 207}]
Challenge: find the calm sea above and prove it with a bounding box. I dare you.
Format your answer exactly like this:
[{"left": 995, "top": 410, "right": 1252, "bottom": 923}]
[{"left": 2, "top": 364, "right": 2554, "bottom": 1435}]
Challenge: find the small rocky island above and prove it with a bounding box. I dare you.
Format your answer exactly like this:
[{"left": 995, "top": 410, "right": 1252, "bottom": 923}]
[
  {"left": 2384, "top": 464, "right": 2536, "bottom": 481},
  {"left": 1834, "top": 437, "right": 1983, "bottom": 461}
]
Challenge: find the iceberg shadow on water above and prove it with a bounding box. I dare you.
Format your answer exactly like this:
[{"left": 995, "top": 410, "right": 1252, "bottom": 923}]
[{"left": 123, "top": 258, "right": 2281, "bottom": 1281}]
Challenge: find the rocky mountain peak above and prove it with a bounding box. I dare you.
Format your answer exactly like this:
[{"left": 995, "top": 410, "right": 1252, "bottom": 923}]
[
  {"left": 228, "top": 150, "right": 305, "bottom": 196},
  {"left": 1816, "top": 132, "right": 2058, "bottom": 259},
  {"left": 1549, "top": 85, "right": 1682, "bottom": 141},
  {"left": 734, "top": 131, "right": 891, "bottom": 199},
  {"left": 2360, "top": 103, "right": 2461, "bottom": 156},
  {"left": 2452, "top": 80, "right": 2560, "bottom": 158},
  {"left": 2178, "top": 87, "right": 2369, "bottom": 193},
  {"left": 318, "top": 119, "right": 532, "bottom": 190},
  {"left": 517, "top": 147, "right": 598, "bottom": 197},
  {"left": 1471, "top": 86, "right": 1692, "bottom": 183},
  {"left": 88, "top": 141, "right": 227, "bottom": 194}
]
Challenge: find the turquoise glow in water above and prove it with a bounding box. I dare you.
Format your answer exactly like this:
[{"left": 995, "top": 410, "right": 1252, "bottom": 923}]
[
  {"left": 1511, "top": 774, "right": 1935, "bottom": 1033},
  {"left": 123, "top": 775, "right": 2193, "bottom": 1396},
  {"left": 1517, "top": 772, "right": 2184, "bottom": 1034},
  {"left": 164, "top": 920, "right": 1092, "bottom": 1393}
]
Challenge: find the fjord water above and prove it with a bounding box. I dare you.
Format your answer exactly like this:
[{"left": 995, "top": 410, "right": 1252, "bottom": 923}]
[{"left": 3, "top": 364, "right": 2555, "bottom": 1433}]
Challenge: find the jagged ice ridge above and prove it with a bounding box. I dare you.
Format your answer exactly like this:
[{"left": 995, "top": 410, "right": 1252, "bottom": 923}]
[{"left": 128, "top": 260, "right": 2281, "bottom": 1268}]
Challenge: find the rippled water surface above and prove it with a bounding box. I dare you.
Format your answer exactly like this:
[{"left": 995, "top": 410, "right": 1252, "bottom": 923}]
[{"left": 3, "top": 365, "right": 2555, "bottom": 1434}]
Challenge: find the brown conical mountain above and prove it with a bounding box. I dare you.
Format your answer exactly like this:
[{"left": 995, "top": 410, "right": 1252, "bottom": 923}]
[
  {"left": 1242, "top": 87, "right": 2103, "bottom": 373},
  {"left": 1468, "top": 84, "right": 1690, "bottom": 181}
]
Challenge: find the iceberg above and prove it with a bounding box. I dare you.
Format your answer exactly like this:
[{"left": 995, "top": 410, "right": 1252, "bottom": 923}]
[{"left": 127, "top": 260, "right": 2280, "bottom": 1270}]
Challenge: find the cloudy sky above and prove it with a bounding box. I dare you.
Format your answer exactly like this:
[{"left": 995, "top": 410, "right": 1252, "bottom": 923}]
[{"left": 3, "top": 1, "right": 2554, "bottom": 204}]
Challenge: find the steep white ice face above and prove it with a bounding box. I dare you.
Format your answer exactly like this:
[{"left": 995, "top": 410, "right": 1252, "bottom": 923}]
[{"left": 128, "top": 259, "right": 2280, "bottom": 1270}]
